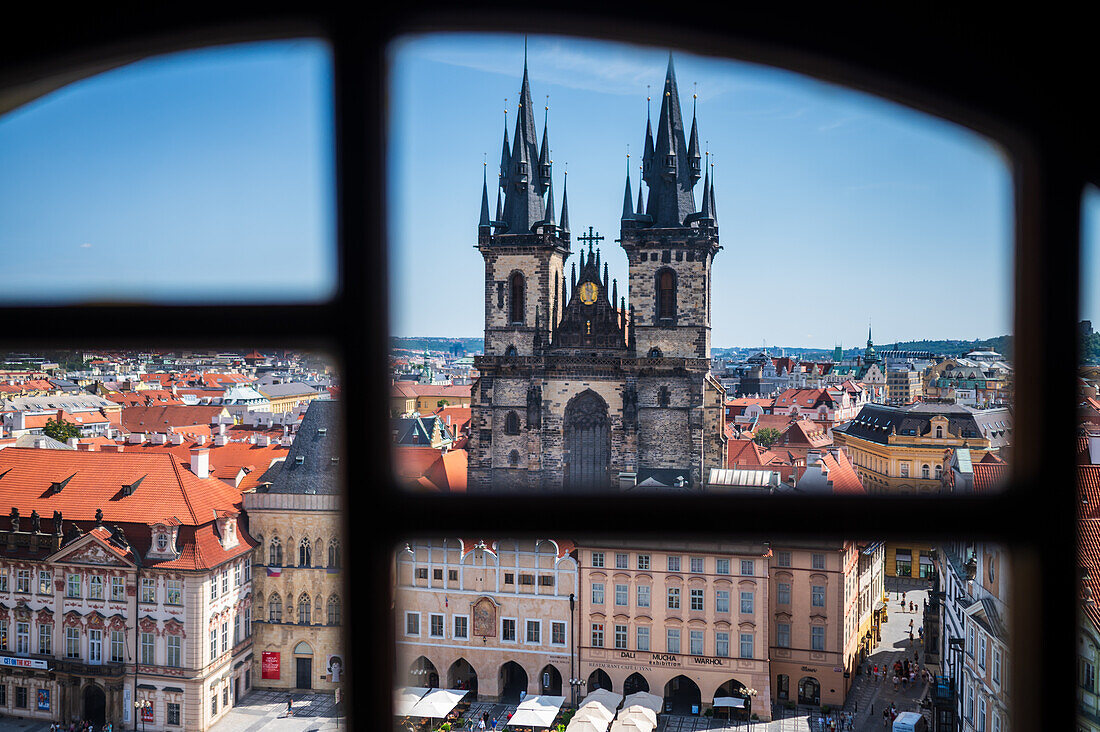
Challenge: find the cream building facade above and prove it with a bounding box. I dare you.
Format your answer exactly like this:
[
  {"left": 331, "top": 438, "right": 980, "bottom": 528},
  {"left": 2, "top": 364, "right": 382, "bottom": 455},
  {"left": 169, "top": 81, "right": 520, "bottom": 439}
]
[
  {"left": 245, "top": 401, "right": 344, "bottom": 693},
  {"left": 393, "top": 539, "right": 578, "bottom": 702}
]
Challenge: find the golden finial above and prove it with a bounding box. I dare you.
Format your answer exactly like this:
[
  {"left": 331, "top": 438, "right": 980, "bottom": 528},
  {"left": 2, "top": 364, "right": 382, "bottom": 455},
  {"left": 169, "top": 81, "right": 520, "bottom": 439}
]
[
  {"left": 693, "top": 81, "right": 697, "bottom": 100},
  {"left": 546, "top": 94, "right": 549, "bottom": 111}
]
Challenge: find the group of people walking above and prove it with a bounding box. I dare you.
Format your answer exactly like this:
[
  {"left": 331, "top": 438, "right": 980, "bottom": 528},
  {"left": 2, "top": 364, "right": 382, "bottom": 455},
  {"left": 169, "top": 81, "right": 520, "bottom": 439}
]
[{"left": 50, "top": 722, "right": 111, "bottom": 732}]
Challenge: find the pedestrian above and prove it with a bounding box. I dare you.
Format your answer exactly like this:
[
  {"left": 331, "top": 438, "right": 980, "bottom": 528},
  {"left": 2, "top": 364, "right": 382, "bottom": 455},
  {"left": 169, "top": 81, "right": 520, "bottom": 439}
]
[
  {"left": 478, "top": 718, "right": 486, "bottom": 730},
  {"left": 882, "top": 709, "right": 888, "bottom": 728},
  {"left": 893, "top": 675, "right": 899, "bottom": 691},
  {"left": 491, "top": 718, "right": 497, "bottom": 731},
  {"left": 287, "top": 695, "right": 293, "bottom": 717}
]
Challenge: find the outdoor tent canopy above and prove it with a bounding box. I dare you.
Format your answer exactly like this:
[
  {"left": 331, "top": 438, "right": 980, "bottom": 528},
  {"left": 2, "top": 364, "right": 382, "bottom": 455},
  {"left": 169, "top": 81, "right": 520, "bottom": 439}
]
[
  {"left": 394, "top": 687, "right": 431, "bottom": 716},
  {"left": 620, "top": 692, "right": 662, "bottom": 715},
  {"left": 407, "top": 688, "right": 468, "bottom": 719},
  {"left": 507, "top": 695, "right": 566, "bottom": 728},
  {"left": 711, "top": 697, "right": 747, "bottom": 708}
]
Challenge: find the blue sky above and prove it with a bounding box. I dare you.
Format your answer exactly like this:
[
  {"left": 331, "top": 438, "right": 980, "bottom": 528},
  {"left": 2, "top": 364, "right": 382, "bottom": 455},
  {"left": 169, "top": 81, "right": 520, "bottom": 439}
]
[
  {"left": 0, "top": 39, "right": 336, "bottom": 304},
  {"left": 389, "top": 33, "right": 1016, "bottom": 348},
  {"left": 8, "top": 35, "right": 1099, "bottom": 347}
]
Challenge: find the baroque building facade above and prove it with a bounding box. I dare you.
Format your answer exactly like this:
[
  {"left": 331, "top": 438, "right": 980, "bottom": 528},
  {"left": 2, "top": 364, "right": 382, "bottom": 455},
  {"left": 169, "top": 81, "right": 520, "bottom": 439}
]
[{"left": 468, "top": 56, "right": 726, "bottom": 492}]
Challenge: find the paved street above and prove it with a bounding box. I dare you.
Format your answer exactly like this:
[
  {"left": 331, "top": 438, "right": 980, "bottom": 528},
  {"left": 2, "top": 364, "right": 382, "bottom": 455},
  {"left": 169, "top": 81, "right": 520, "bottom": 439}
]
[{"left": 208, "top": 689, "right": 343, "bottom": 732}]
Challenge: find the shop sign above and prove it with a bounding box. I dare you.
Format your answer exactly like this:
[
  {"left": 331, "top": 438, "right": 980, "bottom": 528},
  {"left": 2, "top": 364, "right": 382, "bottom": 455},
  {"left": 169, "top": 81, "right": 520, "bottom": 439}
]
[
  {"left": 800, "top": 666, "right": 817, "bottom": 673},
  {"left": 0, "top": 655, "right": 49, "bottom": 669},
  {"left": 123, "top": 689, "right": 132, "bottom": 723},
  {"left": 262, "top": 651, "right": 281, "bottom": 679},
  {"left": 142, "top": 706, "right": 154, "bottom": 723}
]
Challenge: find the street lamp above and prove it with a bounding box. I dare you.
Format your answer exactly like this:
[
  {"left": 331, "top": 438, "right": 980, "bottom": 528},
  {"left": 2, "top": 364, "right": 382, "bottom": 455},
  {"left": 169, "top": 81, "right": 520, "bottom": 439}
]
[{"left": 134, "top": 699, "right": 151, "bottom": 732}]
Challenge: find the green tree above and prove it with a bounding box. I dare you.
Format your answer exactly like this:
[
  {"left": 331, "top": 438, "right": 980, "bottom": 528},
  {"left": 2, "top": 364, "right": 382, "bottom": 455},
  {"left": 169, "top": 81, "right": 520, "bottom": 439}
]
[
  {"left": 753, "top": 427, "right": 781, "bottom": 448},
  {"left": 42, "top": 418, "right": 80, "bottom": 442},
  {"left": 437, "top": 399, "right": 450, "bottom": 409}
]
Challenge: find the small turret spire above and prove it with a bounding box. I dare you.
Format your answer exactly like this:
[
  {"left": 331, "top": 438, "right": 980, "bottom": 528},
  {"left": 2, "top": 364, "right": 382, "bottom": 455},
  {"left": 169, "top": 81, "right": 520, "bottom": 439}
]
[
  {"left": 538, "top": 95, "right": 551, "bottom": 195},
  {"left": 544, "top": 161, "right": 557, "bottom": 228},
  {"left": 622, "top": 151, "right": 635, "bottom": 220},
  {"left": 687, "top": 82, "right": 701, "bottom": 184},
  {"left": 560, "top": 167, "right": 570, "bottom": 235},
  {"left": 603, "top": 260, "right": 609, "bottom": 288},
  {"left": 499, "top": 100, "right": 510, "bottom": 181},
  {"left": 495, "top": 178, "right": 503, "bottom": 222},
  {"left": 709, "top": 161, "right": 717, "bottom": 223},
  {"left": 643, "top": 86, "right": 654, "bottom": 180},
  {"left": 636, "top": 165, "right": 645, "bottom": 216},
  {"left": 700, "top": 151, "right": 712, "bottom": 220},
  {"left": 479, "top": 161, "right": 491, "bottom": 229}
]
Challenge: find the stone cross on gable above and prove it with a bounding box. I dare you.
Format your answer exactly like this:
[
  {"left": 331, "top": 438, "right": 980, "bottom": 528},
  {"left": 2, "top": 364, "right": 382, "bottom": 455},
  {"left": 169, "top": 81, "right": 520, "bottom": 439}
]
[{"left": 576, "top": 226, "right": 604, "bottom": 253}]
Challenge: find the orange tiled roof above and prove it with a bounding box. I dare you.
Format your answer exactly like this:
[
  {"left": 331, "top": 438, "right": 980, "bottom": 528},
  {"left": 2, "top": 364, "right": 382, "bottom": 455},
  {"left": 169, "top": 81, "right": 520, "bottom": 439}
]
[
  {"left": 393, "top": 446, "right": 444, "bottom": 481},
  {"left": 122, "top": 440, "right": 289, "bottom": 492},
  {"left": 418, "top": 449, "right": 468, "bottom": 493},
  {"left": 121, "top": 405, "right": 225, "bottom": 433},
  {"left": 973, "top": 463, "right": 1008, "bottom": 493},
  {"left": 1078, "top": 519, "right": 1100, "bottom": 630},
  {"left": 818, "top": 450, "right": 866, "bottom": 495}
]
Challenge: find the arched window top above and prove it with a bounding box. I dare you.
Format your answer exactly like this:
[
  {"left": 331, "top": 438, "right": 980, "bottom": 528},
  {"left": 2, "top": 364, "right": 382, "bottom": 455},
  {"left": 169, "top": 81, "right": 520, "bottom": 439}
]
[
  {"left": 648, "top": 347, "right": 663, "bottom": 358},
  {"left": 510, "top": 271, "right": 525, "bottom": 324},
  {"left": 329, "top": 539, "right": 341, "bottom": 568},
  {"left": 505, "top": 410, "right": 521, "bottom": 435},
  {"left": 293, "top": 641, "right": 312, "bottom": 655},
  {"left": 656, "top": 268, "right": 677, "bottom": 321},
  {"left": 509, "top": 449, "right": 521, "bottom": 466},
  {"left": 505, "top": 344, "right": 518, "bottom": 357},
  {"left": 299, "top": 537, "right": 312, "bottom": 567}
]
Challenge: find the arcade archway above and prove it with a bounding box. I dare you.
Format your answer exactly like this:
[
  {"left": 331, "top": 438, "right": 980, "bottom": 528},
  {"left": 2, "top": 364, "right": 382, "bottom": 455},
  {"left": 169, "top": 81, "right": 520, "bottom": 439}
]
[
  {"left": 410, "top": 656, "right": 439, "bottom": 688},
  {"left": 623, "top": 672, "right": 649, "bottom": 696},
  {"left": 83, "top": 684, "right": 106, "bottom": 727},
  {"left": 499, "top": 661, "right": 528, "bottom": 704},
  {"left": 587, "top": 669, "right": 612, "bottom": 693},
  {"left": 714, "top": 678, "right": 749, "bottom": 720},
  {"left": 449, "top": 658, "right": 478, "bottom": 698},
  {"left": 798, "top": 676, "right": 821, "bottom": 706},
  {"left": 539, "top": 665, "right": 562, "bottom": 695},
  {"left": 663, "top": 675, "right": 701, "bottom": 715}
]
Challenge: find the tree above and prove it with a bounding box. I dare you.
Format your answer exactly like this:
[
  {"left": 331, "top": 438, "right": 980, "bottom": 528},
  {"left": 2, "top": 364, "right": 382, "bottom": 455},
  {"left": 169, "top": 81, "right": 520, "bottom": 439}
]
[
  {"left": 43, "top": 418, "right": 80, "bottom": 442},
  {"left": 437, "top": 399, "right": 450, "bottom": 409},
  {"left": 753, "top": 427, "right": 781, "bottom": 448}
]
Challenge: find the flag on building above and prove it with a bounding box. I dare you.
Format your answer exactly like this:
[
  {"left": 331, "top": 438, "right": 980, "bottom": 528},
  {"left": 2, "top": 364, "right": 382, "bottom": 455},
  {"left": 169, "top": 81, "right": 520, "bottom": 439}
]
[{"left": 266, "top": 567, "right": 282, "bottom": 577}]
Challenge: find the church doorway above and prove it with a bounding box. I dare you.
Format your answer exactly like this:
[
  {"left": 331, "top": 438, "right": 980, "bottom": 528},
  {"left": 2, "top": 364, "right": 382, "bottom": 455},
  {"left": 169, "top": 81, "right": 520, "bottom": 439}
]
[
  {"left": 563, "top": 390, "right": 610, "bottom": 491},
  {"left": 82, "top": 684, "right": 106, "bottom": 727}
]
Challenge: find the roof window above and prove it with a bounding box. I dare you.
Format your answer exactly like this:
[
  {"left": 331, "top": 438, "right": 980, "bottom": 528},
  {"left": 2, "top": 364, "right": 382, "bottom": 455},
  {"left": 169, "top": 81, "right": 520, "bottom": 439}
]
[{"left": 295, "top": 456, "right": 305, "bottom": 465}]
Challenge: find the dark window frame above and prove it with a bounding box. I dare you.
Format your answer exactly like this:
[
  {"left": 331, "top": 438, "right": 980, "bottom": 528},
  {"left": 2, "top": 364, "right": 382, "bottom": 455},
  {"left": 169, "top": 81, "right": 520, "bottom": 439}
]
[{"left": 0, "top": 8, "right": 1088, "bottom": 731}]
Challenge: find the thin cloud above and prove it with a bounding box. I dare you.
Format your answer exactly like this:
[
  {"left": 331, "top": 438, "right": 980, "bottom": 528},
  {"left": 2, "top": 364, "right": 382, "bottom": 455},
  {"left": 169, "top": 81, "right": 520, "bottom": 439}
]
[
  {"left": 80, "top": 242, "right": 92, "bottom": 248},
  {"left": 818, "top": 115, "right": 859, "bottom": 132},
  {"left": 843, "top": 181, "right": 930, "bottom": 193}
]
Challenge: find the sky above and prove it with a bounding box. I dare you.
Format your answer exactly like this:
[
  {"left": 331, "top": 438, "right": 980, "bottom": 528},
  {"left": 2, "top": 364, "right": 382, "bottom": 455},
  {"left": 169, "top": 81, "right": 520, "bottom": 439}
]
[{"left": 5, "top": 35, "right": 1099, "bottom": 347}]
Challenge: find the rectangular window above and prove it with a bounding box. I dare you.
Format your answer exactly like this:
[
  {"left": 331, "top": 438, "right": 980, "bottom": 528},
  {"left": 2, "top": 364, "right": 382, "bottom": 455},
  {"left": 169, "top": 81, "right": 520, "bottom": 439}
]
[
  {"left": 449, "top": 570, "right": 459, "bottom": 581},
  {"left": 167, "top": 703, "right": 181, "bottom": 726},
  {"left": 433, "top": 568, "right": 443, "bottom": 581},
  {"left": 526, "top": 619, "right": 540, "bottom": 643},
  {"left": 551, "top": 621, "right": 565, "bottom": 645},
  {"left": 615, "top": 584, "right": 628, "bottom": 606},
  {"left": 896, "top": 558, "right": 913, "bottom": 576},
  {"left": 667, "top": 587, "right": 680, "bottom": 609},
  {"left": 502, "top": 618, "right": 516, "bottom": 642},
  {"left": 15, "top": 686, "right": 27, "bottom": 709},
  {"left": 504, "top": 572, "right": 514, "bottom": 584},
  {"left": 716, "top": 589, "right": 730, "bottom": 613},
  {"left": 454, "top": 616, "right": 469, "bottom": 639},
  {"left": 167, "top": 579, "right": 182, "bottom": 605},
  {"left": 0, "top": 621, "right": 5, "bottom": 651},
  {"left": 637, "top": 585, "right": 651, "bottom": 607},
  {"left": 811, "top": 626, "right": 825, "bottom": 651},
  {"left": 111, "top": 576, "right": 125, "bottom": 601},
  {"left": 223, "top": 620, "right": 231, "bottom": 654},
  {"left": 591, "top": 623, "right": 604, "bottom": 647},
  {"left": 39, "top": 570, "right": 51, "bottom": 594},
  {"left": 89, "top": 575, "right": 103, "bottom": 600},
  {"left": 66, "top": 627, "right": 80, "bottom": 658},
  {"left": 222, "top": 569, "right": 229, "bottom": 594},
  {"left": 741, "top": 559, "right": 754, "bottom": 576},
  {"left": 39, "top": 624, "right": 52, "bottom": 655},
  {"left": 235, "top": 562, "right": 242, "bottom": 587},
  {"left": 690, "top": 588, "right": 704, "bottom": 610},
  {"left": 0, "top": 574, "right": 6, "bottom": 592},
  {"left": 519, "top": 574, "right": 535, "bottom": 586},
  {"left": 245, "top": 607, "right": 251, "bottom": 635},
  {"left": 614, "top": 624, "right": 627, "bottom": 649},
  {"left": 666, "top": 628, "right": 680, "bottom": 654},
  {"left": 210, "top": 574, "right": 218, "bottom": 600},
  {"left": 212, "top": 693, "right": 218, "bottom": 718},
  {"left": 112, "top": 630, "right": 124, "bottom": 663},
  {"left": 777, "top": 551, "right": 791, "bottom": 567},
  {"left": 416, "top": 567, "right": 427, "bottom": 580},
  {"left": 967, "top": 685, "right": 974, "bottom": 721},
  {"left": 740, "top": 591, "right": 754, "bottom": 614},
  {"left": 16, "top": 569, "right": 29, "bottom": 594},
  {"left": 591, "top": 582, "right": 604, "bottom": 604},
  {"left": 740, "top": 633, "right": 753, "bottom": 659},
  {"left": 716, "top": 631, "right": 729, "bottom": 657},
  {"left": 234, "top": 614, "right": 241, "bottom": 644},
  {"left": 405, "top": 612, "right": 419, "bottom": 636},
  {"left": 778, "top": 582, "right": 792, "bottom": 605},
  {"left": 716, "top": 558, "right": 730, "bottom": 575},
  {"left": 812, "top": 553, "right": 826, "bottom": 570},
  {"left": 979, "top": 635, "right": 987, "bottom": 669},
  {"left": 67, "top": 573, "right": 81, "bottom": 598},
  {"left": 978, "top": 698, "right": 987, "bottom": 732},
  {"left": 637, "top": 626, "right": 650, "bottom": 651},
  {"left": 88, "top": 628, "right": 103, "bottom": 663},
  {"left": 667, "top": 556, "right": 681, "bottom": 572},
  {"left": 244, "top": 560, "right": 251, "bottom": 583},
  {"left": 777, "top": 623, "right": 791, "bottom": 648},
  {"left": 690, "top": 557, "right": 704, "bottom": 573},
  {"left": 637, "top": 554, "right": 650, "bottom": 570},
  {"left": 15, "top": 622, "right": 29, "bottom": 654},
  {"left": 143, "top": 578, "right": 156, "bottom": 604},
  {"left": 591, "top": 552, "right": 604, "bottom": 568},
  {"left": 538, "top": 575, "right": 554, "bottom": 587},
  {"left": 993, "top": 649, "right": 1002, "bottom": 683},
  {"left": 430, "top": 614, "right": 444, "bottom": 638},
  {"left": 209, "top": 628, "right": 217, "bottom": 661},
  {"left": 616, "top": 553, "right": 628, "bottom": 569},
  {"left": 812, "top": 585, "right": 825, "bottom": 607},
  {"left": 967, "top": 625, "right": 975, "bottom": 656},
  {"left": 690, "top": 629, "right": 704, "bottom": 655}
]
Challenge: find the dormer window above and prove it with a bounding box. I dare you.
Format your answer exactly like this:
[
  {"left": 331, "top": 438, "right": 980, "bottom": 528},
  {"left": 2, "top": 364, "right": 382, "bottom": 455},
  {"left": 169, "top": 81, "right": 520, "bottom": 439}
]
[{"left": 156, "top": 533, "right": 168, "bottom": 552}]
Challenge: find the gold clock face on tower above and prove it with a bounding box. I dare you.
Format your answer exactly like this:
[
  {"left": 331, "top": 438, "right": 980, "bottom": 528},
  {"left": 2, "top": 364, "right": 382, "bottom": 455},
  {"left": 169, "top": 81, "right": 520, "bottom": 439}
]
[{"left": 579, "top": 281, "right": 599, "bottom": 305}]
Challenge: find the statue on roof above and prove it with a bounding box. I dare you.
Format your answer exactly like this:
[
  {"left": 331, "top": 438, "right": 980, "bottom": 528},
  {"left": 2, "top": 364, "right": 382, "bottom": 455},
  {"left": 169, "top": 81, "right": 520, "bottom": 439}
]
[
  {"left": 10, "top": 507, "right": 18, "bottom": 533},
  {"left": 52, "top": 510, "right": 63, "bottom": 535},
  {"left": 30, "top": 510, "right": 40, "bottom": 534}
]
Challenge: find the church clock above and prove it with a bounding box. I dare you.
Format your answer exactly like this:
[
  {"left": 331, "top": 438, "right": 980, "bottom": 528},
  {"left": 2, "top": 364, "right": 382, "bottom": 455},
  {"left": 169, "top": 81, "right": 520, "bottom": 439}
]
[{"left": 579, "top": 281, "right": 599, "bottom": 305}]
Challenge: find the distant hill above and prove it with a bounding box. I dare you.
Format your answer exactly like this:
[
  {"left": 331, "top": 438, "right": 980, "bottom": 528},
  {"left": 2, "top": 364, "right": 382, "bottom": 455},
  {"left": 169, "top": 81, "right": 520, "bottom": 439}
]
[
  {"left": 392, "top": 337, "right": 484, "bottom": 356},
  {"left": 878, "top": 335, "right": 1013, "bottom": 359}
]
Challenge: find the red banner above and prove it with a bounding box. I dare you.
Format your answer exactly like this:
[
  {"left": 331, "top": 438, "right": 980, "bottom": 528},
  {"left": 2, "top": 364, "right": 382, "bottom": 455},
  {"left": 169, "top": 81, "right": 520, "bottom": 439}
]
[{"left": 262, "top": 651, "right": 281, "bottom": 679}]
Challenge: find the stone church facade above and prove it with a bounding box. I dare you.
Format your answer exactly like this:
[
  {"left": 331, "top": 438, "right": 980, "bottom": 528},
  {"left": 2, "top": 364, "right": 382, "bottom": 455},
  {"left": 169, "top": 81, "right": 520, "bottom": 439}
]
[{"left": 468, "top": 55, "right": 726, "bottom": 493}]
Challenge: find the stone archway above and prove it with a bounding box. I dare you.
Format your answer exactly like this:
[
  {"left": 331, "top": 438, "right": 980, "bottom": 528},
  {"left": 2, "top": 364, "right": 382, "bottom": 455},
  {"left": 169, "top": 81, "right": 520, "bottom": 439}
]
[
  {"left": 623, "top": 672, "right": 649, "bottom": 696},
  {"left": 798, "top": 676, "right": 820, "bottom": 706},
  {"left": 587, "top": 669, "right": 612, "bottom": 693},
  {"left": 410, "top": 656, "right": 440, "bottom": 688},
  {"left": 539, "top": 665, "right": 562, "bottom": 695},
  {"left": 83, "top": 684, "right": 107, "bottom": 727},
  {"left": 449, "top": 658, "right": 479, "bottom": 698},
  {"left": 564, "top": 390, "right": 610, "bottom": 492},
  {"left": 714, "top": 678, "right": 749, "bottom": 721},
  {"left": 499, "top": 661, "right": 528, "bottom": 704},
  {"left": 663, "top": 675, "right": 701, "bottom": 716}
]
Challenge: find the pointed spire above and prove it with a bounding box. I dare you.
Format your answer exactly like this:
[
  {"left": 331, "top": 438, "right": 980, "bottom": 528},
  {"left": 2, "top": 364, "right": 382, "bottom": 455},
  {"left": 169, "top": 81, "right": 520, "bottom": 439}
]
[
  {"left": 603, "top": 261, "right": 609, "bottom": 288},
  {"left": 499, "top": 100, "right": 510, "bottom": 181},
  {"left": 537, "top": 95, "right": 551, "bottom": 195},
  {"left": 687, "top": 82, "right": 701, "bottom": 184},
  {"left": 708, "top": 161, "right": 717, "bottom": 223},
  {"left": 612, "top": 279, "right": 618, "bottom": 316},
  {"left": 628, "top": 305, "right": 637, "bottom": 350},
  {"left": 495, "top": 180, "right": 503, "bottom": 222},
  {"left": 643, "top": 53, "right": 696, "bottom": 227},
  {"left": 700, "top": 153, "right": 712, "bottom": 220},
  {"left": 560, "top": 168, "right": 570, "bottom": 235},
  {"left": 636, "top": 166, "right": 645, "bottom": 216},
  {"left": 479, "top": 162, "right": 491, "bottom": 229},
  {"left": 544, "top": 164, "right": 556, "bottom": 228},
  {"left": 501, "top": 51, "right": 547, "bottom": 233},
  {"left": 622, "top": 153, "right": 635, "bottom": 220},
  {"left": 620, "top": 295, "right": 626, "bottom": 337},
  {"left": 643, "top": 86, "right": 655, "bottom": 179},
  {"left": 572, "top": 262, "right": 577, "bottom": 290}
]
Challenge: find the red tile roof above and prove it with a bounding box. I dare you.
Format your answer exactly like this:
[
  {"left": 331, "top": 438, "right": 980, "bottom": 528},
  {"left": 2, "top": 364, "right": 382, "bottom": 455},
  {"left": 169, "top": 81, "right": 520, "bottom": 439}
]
[
  {"left": 121, "top": 440, "right": 289, "bottom": 492},
  {"left": 1082, "top": 465, "right": 1100, "bottom": 520},
  {"left": 818, "top": 450, "right": 866, "bottom": 495},
  {"left": 1078, "top": 519, "right": 1100, "bottom": 629},
  {"left": 121, "top": 405, "right": 226, "bottom": 433},
  {"left": 973, "top": 463, "right": 1008, "bottom": 494},
  {"left": 726, "top": 438, "right": 779, "bottom": 469},
  {"left": 418, "top": 449, "right": 468, "bottom": 493},
  {"left": 393, "top": 446, "right": 444, "bottom": 481}
]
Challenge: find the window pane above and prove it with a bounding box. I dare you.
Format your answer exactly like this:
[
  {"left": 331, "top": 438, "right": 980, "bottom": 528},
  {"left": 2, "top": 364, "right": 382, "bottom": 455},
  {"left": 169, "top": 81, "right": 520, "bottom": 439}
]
[
  {"left": 388, "top": 33, "right": 1012, "bottom": 495},
  {"left": 0, "top": 41, "right": 336, "bottom": 304}
]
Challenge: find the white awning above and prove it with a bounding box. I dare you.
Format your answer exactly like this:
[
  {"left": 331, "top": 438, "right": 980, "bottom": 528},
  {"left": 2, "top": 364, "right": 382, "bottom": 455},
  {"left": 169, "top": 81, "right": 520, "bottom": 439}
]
[
  {"left": 712, "top": 697, "right": 746, "bottom": 708},
  {"left": 394, "top": 687, "right": 431, "bottom": 716},
  {"left": 507, "top": 696, "right": 566, "bottom": 728},
  {"left": 407, "top": 689, "right": 468, "bottom": 719},
  {"left": 566, "top": 689, "right": 622, "bottom": 732},
  {"left": 620, "top": 692, "right": 662, "bottom": 715},
  {"left": 609, "top": 717, "right": 651, "bottom": 732}
]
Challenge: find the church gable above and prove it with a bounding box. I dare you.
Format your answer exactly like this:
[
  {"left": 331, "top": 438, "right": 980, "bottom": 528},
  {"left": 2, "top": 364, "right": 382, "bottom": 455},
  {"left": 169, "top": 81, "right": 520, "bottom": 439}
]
[
  {"left": 550, "top": 241, "right": 629, "bottom": 353},
  {"left": 49, "top": 533, "right": 133, "bottom": 568}
]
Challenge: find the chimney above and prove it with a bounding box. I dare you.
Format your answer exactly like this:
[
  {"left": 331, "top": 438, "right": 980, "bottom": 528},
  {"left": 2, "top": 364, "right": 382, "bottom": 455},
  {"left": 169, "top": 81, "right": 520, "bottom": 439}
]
[
  {"left": 169, "top": 433, "right": 185, "bottom": 445},
  {"left": 190, "top": 448, "right": 210, "bottom": 478},
  {"left": 218, "top": 423, "right": 226, "bottom": 436},
  {"left": 196, "top": 435, "right": 207, "bottom": 445},
  {"left": 150, "top": 432, "right": 167, "bottom": 445},
  {"left": 101, "top": 444, "right": 124, "bottom": 453},
  {"left": 214, "top": 434, "right": 228, "bottom": 446},
  {"left": 67, "top": 437, "right": 80, "bottom": 448},
  {"left": 256, "top": 435, "right": 270, "bottom": 447},
  {"left": 128, "top": 433, "right": 146, "bottom": 445}
]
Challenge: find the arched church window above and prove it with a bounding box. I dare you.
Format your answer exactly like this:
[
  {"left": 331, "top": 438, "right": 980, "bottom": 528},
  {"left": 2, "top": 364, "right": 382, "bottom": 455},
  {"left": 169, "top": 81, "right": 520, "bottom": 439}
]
[
  {"left": 329, "top": 539, "right": 341, "bottom": 568},
  {"left": 936, "top": 425, "right": 943, "bottom": 438},
  {"left": 657, "top": 269, "right": 676, "bottom": 320},
  {"left": 269, "top": 537, "right": 282, "bottom": 567},
  {"left": 510, "top": 272, "right": 525, "bottom": 324},
  {"left": 509, "top": 449, "right": 521, "bottom": 467},
  {"left": 505, "top": 344, "right": 518, "bottom": 357},
  {"left": 298, "top": 593, "right": 312, "bottom": 624},
  {"left": 504, "top": 411, "right": 521, "bottom": 435},
  {"left": 327, "top": 595, "right": 341, "bottom": 625},
  {"left": 648, "top": 347, "right": 663, "bottom": 358},
  {"left": 299, "top": 537, "right": 312, "bottom": 567},
  {"left": 268, "top": 593, "right": 282, "bottom": 623},
  {"left": 659, "top": 386, "right": 671, "bottom": 408},
  {"left": 922, "top": 464, "right": 930, "bottom": 479}
]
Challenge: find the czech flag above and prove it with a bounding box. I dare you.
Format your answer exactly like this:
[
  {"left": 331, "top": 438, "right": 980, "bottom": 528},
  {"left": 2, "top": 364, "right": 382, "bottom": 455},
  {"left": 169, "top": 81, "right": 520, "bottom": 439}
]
[{"left": 266, "top": 567, "right": 282, "bottom": 577}]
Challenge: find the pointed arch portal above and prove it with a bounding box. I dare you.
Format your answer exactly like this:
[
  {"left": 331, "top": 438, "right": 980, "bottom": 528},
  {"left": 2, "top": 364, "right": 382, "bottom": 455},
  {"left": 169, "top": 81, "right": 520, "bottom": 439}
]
[{"left": 564, "top": 390, "right": 610, "bottom": 491}]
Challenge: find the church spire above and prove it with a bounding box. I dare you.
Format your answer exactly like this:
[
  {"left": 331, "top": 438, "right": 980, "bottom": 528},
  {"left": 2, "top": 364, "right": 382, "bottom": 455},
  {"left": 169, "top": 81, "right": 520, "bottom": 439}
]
[
  {"left": 708, "top": 161, "right": 717, "bottom": 223},
  {"left": 687, "top": 83, "right": 702, "bottom": 184},
  {"left": 642, "top": 86, "right": 654, "bottom": 180},
  {"left": 643, "top": 54, "right": 696, "bottom": 227},
  {"left": 499, "top": 54, "right": 547, "bottom": 234},
  {"left": 545, "top": 163, "right": 557, "bottom": 228},
  {"left": 700, "top": 152, "right": 712, "bottom": 220},
  {"left": 498, "top": 101, "right": 510, "bottom": 182},
  {"left": 636, "top": 166, "right": 645, "bottom": 216},
  {"left": 560, "top": 168, "right": 570, "bottom": 235},
  {"left": 538, "top": 96, "right": 551, "bottom": 195},
  {"left": 479, "top": 162, "right": 491, "bottom": 230},
  {"left": 622, "top": 153, "right": 635, "bottom": 221}
]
